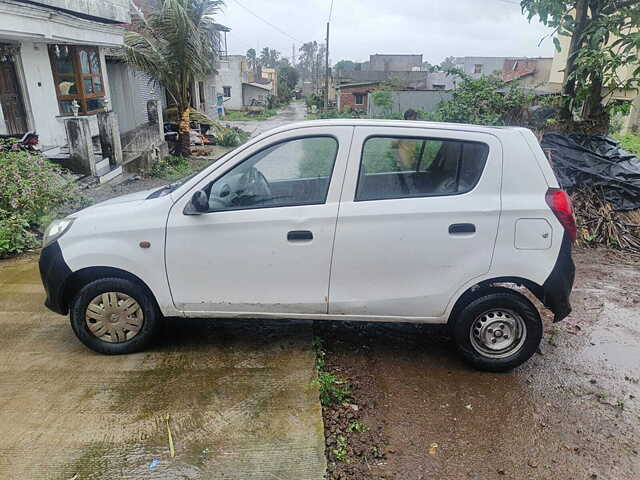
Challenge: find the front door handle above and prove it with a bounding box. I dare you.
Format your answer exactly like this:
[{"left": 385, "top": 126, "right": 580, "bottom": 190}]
[
  {"left": 449, "top": 223, "right": 476, "bottom": 234},
  {"left": 287, "top": 230, "right": 313, "bottom": 241}
]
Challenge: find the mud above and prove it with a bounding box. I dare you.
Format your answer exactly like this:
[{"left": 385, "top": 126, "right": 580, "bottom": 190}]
[
  {"left": 0, "top": 259, "right": 325, "bottom": 479},
  {"left": 316, "top": 248, "right": 640, "bottom": 479}
]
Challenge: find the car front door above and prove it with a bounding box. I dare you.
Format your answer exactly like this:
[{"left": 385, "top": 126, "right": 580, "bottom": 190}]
[
  {"left": 165, "top": 126, "right": 353, "bottom": 315},
  {"left": 329, "top": 126, "right": 502, "bottom": 319}
]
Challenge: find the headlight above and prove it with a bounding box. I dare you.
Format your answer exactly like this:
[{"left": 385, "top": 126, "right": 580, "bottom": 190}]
[{"left": 43, "top": 218, "right": 75, "bottom": 248}]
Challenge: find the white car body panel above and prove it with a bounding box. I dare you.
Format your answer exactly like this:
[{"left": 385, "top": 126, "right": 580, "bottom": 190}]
[
  {"left": 329, "top": 126, "right": 503, "bottom": 318},
  {"left": 165, "top": 126, "right": 354, "bottom": 315},
  {"left": 55, "top": 120, "right": 565, "bottom": 324}
]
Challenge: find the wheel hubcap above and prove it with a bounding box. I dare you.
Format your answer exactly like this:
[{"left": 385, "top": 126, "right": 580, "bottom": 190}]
[
  {"left": 469, "top": 309, "right": 526, "bottom": 359},
  {"left": 85, "top": 292, "right": 144, "bottom": 343}
]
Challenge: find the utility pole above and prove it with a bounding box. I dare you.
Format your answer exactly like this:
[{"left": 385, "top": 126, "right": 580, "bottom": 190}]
[
  {"left": 292, "top": 43, "right": 295, "bottom": 66},
  {"left": 324, "top": 21, "right": 329, "bottom": 110}
]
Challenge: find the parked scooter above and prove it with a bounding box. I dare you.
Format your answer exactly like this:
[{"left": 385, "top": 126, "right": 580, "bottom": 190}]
[{"left": 0, "top": 131, "right": 39, "bottom": 152}]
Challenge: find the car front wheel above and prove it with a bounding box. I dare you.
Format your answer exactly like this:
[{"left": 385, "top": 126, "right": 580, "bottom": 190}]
[
  {"left": 451, "top": 287, "right": 543, "bottom": 372},
  {"left": 70, "top": 277, "right": 160, "bottom": 354}
]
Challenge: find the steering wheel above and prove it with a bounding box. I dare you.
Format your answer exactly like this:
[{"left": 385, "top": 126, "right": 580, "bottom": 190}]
[{"left": 210, "top": 167, "right": 272, "bottom": 209}]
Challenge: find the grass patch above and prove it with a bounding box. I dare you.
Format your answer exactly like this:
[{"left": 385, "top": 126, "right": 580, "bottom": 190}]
[
  {"left": 150, "top": 155, "right": 210, "bottom": 181},
  {"left": 222, "top": 109, "right": 277, "bottom": 121},
  {"left": 613, "top": 132, "right": 640, "bottom": 156},
  {"left": 312, "top": 337, "right": 351, "bottom": 406}
]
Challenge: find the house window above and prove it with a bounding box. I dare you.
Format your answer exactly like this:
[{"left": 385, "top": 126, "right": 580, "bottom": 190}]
[
  {"left": 354, "top": 93, "right": 365, "bottom": 105},
  {"left": 474, "top": 64, "right": 483, "bottom": 74},
  {"left": 223, "top": 86, "right": 232, "bottom": 97},
  {"left": 48, "top": 44, "right": 105, "bottom": 115}
]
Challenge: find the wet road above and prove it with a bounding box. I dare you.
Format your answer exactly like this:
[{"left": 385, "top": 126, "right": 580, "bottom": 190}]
[
  {"left": 319, "top": 249, "right": 640, "bottom": 479},
  {"left": 0, "top": 255, "right": 325, "bottom": 479},
  {"left": 222, "top": 101, "right": 307, "bottom": 138}
]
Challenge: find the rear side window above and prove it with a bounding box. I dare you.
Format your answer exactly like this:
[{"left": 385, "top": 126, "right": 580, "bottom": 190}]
[{"left": 355, "top": 136, "right": 489, "bottom": 201}]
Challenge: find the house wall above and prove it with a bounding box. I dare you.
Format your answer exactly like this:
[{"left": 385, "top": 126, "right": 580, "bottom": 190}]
[
  {"left": 217, "top": 55, "right": 245, "bottom": 109},
  {"left": 17, "top": 0, "right": 130, "bottom": 23},
  {"left": 367, "top": 90, "right": 453, "bottom": 116},
  {"left": 455, "top": 57, "right": 507, "bottom": 78},
  {"left": 242, "top": 84, "right": 269, "bottom": 107},
  {"left": 14, "top": 41, "right": 111, "bottom": 147},
  {"left": 106, "top": 60, "right": 160, "bottom": 134},
  {"left": 338, "top": 84, "right": 382, "bottom": 112}
]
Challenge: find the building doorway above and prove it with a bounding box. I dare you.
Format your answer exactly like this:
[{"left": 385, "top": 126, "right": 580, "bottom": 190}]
[{"left": 0, "top": 51, "right": 28, "bottom": 135}]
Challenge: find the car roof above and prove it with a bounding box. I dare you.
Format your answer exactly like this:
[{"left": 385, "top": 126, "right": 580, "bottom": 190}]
[{"left": 259, "top": 118, "right": 528, "bottom": 138}]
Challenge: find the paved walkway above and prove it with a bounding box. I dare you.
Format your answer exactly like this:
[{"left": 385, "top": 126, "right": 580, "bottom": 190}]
[
  {"left": 223, "top": 101, "right": 307, "bottom": 138},
  {"left": 0, "top": 255, "right": 326, "bottom": 479}
]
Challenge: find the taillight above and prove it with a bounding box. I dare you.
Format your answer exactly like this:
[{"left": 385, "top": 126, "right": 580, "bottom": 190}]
[{"left": 545, "top": 188, "right": 576, "bottom": 242}]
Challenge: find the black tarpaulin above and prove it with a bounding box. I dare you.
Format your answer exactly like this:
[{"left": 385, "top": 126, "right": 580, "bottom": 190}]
[{"left": 541, "top": 132, "right": 640, "bottom": 211}]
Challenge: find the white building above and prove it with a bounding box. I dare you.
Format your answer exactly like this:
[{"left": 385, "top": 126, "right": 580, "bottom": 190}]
[
  {"left": 0, "top": 0, "right": 129, "bottom": 152},
  {"left": 217, "top": 55, "right": 272, "bottom": 111}
]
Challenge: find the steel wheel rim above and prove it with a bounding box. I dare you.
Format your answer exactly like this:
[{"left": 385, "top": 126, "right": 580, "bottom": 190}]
[
  {"left": 469, "top": 309, "right": 527, "bottom": 359},
  {"left": 85, "top": 292, "right": 144, "bottom": 343}
]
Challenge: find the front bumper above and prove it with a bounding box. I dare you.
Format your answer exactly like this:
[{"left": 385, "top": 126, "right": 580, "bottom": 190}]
[
  {"left": 39, "top": 241, "right": 72, "bottom": 315},
  {"left": 542, "top": 233, "right": 575, "bottom": 322}
]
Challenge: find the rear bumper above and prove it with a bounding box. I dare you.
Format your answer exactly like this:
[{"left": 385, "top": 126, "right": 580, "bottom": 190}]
[
  {"left": 39, "top": 241, "right": 72, "bottom": 315},
  {"left": 542, "top": 233, "right": 575, "bottom": 322}
]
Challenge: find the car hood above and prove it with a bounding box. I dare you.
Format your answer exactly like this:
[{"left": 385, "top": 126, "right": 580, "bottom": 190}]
[{"left": 75, "top": 187, "right": 165, "bottom": 215}]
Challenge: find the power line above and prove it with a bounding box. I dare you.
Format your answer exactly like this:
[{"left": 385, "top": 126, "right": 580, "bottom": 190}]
[{"left": 230, "top": 0, "right": 302, "bottom": 43}]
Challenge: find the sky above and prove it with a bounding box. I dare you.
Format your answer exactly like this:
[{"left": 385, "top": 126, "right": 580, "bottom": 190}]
[{"left": 217, "top": 0, "right": 557, "bottom": 66}]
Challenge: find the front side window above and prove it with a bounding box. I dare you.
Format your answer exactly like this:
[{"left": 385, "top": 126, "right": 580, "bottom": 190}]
[
  {"left": 223, "top": 86, "right": 231, "bottom": 97},
  {"left": 204, "top": 136, "right": 338, "bottom": 212},
  {"left": 474, "top": 64, "right": 483, "bottom": 74},
  {"left": 356, "top": 136, "right": 489, "bottom": 201},
  {"left": 49, "top": 45, "right": 105, "bottom": 115},
  {"left": 354, "top": 93, "right": 365, "bottom": 105}
]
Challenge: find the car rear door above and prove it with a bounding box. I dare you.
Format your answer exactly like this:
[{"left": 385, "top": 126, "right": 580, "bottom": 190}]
[
  {"left": 329, "top": 125, "right": 502, "bottom": 319},
  {"left": 165, "top": 126, "right": 353, "bottom": 315}
]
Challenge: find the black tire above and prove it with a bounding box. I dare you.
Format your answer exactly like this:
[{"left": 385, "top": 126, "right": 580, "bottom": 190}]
[
  {"left": 70, "top": 277, "right": 160, "bottom": 355},
  {"left": 451, "top": 287, "right": 542, "bottom": 372}
]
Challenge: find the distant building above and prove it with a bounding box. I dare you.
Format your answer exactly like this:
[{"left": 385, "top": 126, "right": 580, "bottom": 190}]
[
  {"left": 368, "top": 54, "right": 423, "bottom": 72},
  {"left": 454, "top": 56, "right": 553, "bottom": 90},
  {"left": 336, "top": 81, "right": 382, "bottom": 112},
  {"left": 217, "top": 55, "right": 271, "bottom": 111}
]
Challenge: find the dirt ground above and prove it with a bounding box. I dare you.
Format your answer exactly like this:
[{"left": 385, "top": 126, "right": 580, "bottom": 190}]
[{"left": 316, "top": 248, "right": 640, "bottom": 480}]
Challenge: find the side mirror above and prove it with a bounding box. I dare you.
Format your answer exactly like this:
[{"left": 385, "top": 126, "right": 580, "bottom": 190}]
[{"left": 185, "top": 190, "right": 209, "bottom": 215}]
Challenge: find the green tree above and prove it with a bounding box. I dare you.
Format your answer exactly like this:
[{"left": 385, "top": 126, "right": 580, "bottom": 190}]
[
  {"left": 334, "top": 60, "right": 356, "bottom": 73},
  {"left": 125, "top": 0, "right": 224, "bottom": 155},
  {"left": 521, "top": 0, "right": 640, "bottom": 131}
]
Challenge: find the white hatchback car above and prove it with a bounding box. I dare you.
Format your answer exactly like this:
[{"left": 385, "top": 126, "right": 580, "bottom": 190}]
[{"left": 40, "top": 120, "right": 575, "bottom": 371}]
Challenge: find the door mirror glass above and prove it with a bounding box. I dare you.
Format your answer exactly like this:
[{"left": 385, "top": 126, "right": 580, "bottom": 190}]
[{"left": 191, "top": 190, "right": 209, "bottom": 212}]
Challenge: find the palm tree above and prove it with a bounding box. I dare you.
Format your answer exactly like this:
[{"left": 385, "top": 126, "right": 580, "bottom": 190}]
[
  {"left": 246, "top": 48, "right": 257, "bottom": 73},
  {"left": 124, "top": 0, "right": 223, "bottom": 156}
]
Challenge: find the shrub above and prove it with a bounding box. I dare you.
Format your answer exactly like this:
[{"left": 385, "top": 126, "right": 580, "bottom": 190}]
[
  {"left": 0, "top": 151, "right": 73, "bottom": 225},
  {"left": 438, "top": 74, "right": 534, "bottom": 126},
  {"left": 0, "top": 211, "right": 37, "bottom": 257},
  {"left": 150, "top": 155, "right": 192, "bottom": 179}
]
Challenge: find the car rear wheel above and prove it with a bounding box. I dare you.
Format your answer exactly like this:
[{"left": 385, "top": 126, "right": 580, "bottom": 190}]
[
  {"left": 70, "top": 277, "right": 160, "bottom": 354},
  {"left": 451, "top": 287, "right": 542, "bottom": 372}
]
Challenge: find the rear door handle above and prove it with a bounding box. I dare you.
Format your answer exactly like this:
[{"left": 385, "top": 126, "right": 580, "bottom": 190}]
[
  {"left": 287, "top": 230, "right": 313, "bottom": 241},
  {"left": 449, "top": 223, "right": 476, "bottom": 234}
]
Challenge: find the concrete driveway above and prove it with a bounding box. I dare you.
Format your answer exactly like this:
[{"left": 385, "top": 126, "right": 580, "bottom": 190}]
[{"left": 0, "top": 255, "right": 326, "bottom": 479}]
